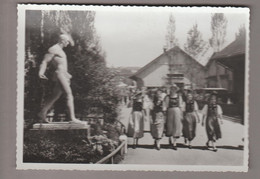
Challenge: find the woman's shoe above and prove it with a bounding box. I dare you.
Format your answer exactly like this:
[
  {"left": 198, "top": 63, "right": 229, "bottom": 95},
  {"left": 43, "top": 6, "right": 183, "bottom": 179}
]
[
  {"left": 213, "top": 147, "right": 218, "bottom": 152},
  {"left": 188, "top": 145, "right": 192, "bottom": 149},
  {"left": 184, "top": 138, "right": 187, "bottom": 144},
  {"left": 169, "top": 138, "right": 172, "bottom": 145},
  {"left": 206, "top": 141, "right": 210, "bottom": 149},
  {"left": 172, "top": 144, "right": 177, "bottom": 150}
]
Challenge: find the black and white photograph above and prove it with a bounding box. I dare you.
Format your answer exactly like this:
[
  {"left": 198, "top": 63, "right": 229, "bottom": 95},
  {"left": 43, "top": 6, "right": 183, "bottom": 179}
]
[{"left": 16, "top": 5, "right": 249, "bottom": 171}]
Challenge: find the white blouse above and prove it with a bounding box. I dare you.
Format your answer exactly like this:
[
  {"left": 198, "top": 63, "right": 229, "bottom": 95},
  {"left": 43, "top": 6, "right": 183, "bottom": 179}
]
[{"left": 201, "top": 104, "right": 223, "bottom": 117}]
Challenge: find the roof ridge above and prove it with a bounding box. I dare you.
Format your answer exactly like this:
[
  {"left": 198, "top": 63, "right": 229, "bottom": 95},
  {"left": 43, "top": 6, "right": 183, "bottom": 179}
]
[
  {"left": 211, "top": 36, "right": 245, "bottom": 60},
  {"left": 131, "top": 45, "right": 205, "bottom": 79}
]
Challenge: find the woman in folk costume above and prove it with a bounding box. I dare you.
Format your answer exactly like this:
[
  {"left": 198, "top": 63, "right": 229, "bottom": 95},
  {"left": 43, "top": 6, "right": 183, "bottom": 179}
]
[
  {"left": 164, "top": 84, "right": 184, "bottom": 150},
  {"left": 182, "top": 92, "right": 200, "bottom": 149},
  {"left": 142, "top": 89, "right": 153, "bottom": 131},
  {"left": 201, "top": 92, "right": 223, "bottom": 152},
  {"left": 127, "top": 91, "right": 145, "bottom": 149},
  {"left": 150, "top": 89, "right": 165, "bottom": 150}
]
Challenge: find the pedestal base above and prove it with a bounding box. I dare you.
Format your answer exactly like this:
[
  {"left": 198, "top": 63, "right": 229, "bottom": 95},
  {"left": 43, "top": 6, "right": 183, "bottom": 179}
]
[{"left": 31, "top": 122, "right": 90, "bottom": 138}]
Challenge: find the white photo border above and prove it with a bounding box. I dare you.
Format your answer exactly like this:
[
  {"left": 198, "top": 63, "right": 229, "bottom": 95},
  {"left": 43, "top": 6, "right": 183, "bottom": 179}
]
[{"left": 16, "top": 4, "right": 250, "bottom": 172}]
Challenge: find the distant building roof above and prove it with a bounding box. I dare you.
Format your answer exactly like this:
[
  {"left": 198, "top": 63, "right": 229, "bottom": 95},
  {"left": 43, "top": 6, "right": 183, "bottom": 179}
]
[
  {"left": 131, "top": 46, "right": 204, "bottom": 79},
  {"left": 130, "top": 51, "right": 166, "bottom": 79},
  {"left": 193, "top": 44, "right": 214, "bottom": 66},
  {"left": 211, "top": 35, "right": 246, "bottom": 60}
]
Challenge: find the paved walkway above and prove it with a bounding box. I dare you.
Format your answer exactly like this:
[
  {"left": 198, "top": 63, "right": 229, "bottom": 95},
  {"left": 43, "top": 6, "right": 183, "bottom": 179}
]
[{"left": 118, "top": 105, "right": 245, "bottom": 165}]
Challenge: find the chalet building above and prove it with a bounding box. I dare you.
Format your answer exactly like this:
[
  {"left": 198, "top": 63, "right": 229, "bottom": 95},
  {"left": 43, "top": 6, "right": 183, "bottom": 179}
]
[
  {"left": 130, "top": 46, "right": 206, "bottom": 89},
  {"left": 205, "top": 55, "right": 233, "bottom": 91},
  {"left": 217, "top": 37, "right": 246, "bottom": 104},
  {"left": 206, "top": 35, "right": 246, "bottom": 118},
  {"left": 207, "top": 36, "right": 246, "bottom": 103}
]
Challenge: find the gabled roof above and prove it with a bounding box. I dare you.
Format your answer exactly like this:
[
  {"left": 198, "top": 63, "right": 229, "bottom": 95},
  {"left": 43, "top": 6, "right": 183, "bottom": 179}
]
[
  {"left": 193, "top": 44, "right": 215, "bottom": 66},
  {"left": 211, "top": 35, "right": 246, "bottom": 60},
  {"left": 131, "top": 46, "right": 204, "bottom": 79},
  {"left": 130, "top": 48, "right": 166, "bottom": 79}
]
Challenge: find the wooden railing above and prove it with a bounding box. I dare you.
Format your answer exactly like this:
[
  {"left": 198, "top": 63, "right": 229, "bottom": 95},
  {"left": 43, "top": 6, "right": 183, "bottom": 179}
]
[
  {"left": 95, "top": 140, "right": 127, "bottom": 164},
  {"left": 95, "top": 120, "right": 127, "bottom": 164}
]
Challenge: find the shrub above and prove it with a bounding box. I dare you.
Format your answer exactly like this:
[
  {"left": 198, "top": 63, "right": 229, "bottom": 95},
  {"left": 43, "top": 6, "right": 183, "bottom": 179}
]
[{"left": 23, "top": 129, "right": 120, "bottom": 163}]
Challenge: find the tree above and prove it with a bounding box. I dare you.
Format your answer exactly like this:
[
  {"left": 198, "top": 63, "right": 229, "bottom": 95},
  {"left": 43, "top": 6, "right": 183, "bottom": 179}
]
[
  {"left": 164, "top": 13, "right": 178, "bottom": 50},
  {"left": 184, "top": 23, "right": 206, "bottom": 90},
  {"left": 184, "top": 23, "right": 206, "bottom": 58},
  {"left": 236, "top": 24, "right": 246, "bottom": 40},
  {"left": 24, "top": 10, "right": 120, "bottom": 123},
  {"left": 209, "top": 13, "right": 228, "bottom": 52}
]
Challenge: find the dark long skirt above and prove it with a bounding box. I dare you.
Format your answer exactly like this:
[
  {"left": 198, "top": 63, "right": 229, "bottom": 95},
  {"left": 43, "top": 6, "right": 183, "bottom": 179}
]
[
  {"left": 166, "top": 107, "right": 183, "bottom": 138},
  {"left": 206, "top": 115, "right": 221, "bottom": 141},
  {"left": 183, "top": 112, "right": 197, "bottom": 141},
  {"left": 151, "top": 112, "right": 165, "bottom": 139},
  {"left": 127, "top": 111, "right": 144, "bottom": 139}
]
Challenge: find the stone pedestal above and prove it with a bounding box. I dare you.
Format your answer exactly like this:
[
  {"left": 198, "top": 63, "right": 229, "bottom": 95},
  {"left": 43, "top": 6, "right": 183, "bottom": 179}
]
[{"left": 31, "top": 122, "right": 90, "bottom": 138}]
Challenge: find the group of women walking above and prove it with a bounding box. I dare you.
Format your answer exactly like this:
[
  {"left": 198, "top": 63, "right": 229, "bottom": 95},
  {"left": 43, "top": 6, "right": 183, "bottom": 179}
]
[{"left": 127, "top": 84, "right": 223, "bottom": 152}]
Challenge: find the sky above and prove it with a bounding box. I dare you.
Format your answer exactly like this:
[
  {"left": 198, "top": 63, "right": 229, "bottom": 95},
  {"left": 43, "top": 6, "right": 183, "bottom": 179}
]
[{"left": 94, "top": 7, "right": 247, "bottom": 67}]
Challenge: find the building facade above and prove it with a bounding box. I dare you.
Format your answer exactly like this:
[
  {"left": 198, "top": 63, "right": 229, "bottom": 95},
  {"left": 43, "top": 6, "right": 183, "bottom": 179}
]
[
  {"left": 206, "top": 58, "right": 233, "bottom": 91},
  {"left": 207, "top": 35, "right": 245, "bottom": 102},
  {"left": 130, "top": 46, "right": 206, "bottom": 89},
  {"left": 206, "top": 35, "right": 246, "bottom": 118}
]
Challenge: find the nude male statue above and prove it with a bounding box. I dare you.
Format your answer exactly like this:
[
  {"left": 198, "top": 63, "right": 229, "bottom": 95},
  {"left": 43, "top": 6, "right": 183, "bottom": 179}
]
[{"left": 37, "top": 34, "right": 85, "bottom": 124}]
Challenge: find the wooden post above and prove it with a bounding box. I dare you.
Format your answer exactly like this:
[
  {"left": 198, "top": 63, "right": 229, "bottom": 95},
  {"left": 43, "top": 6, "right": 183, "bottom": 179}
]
[
  {"left": 120, "top": 146, "right": 124, "bottom": 156},
  {"left": 119, "top": 135, "right": 128, "bottom": 154},
  {"left": 111, "top": 156, "right": 114, "bottom": 164},
  {"left": 216, "top": 63, "right": 222, "bottom": 88}
]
